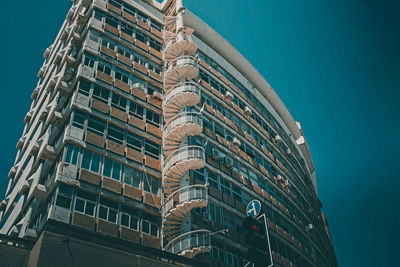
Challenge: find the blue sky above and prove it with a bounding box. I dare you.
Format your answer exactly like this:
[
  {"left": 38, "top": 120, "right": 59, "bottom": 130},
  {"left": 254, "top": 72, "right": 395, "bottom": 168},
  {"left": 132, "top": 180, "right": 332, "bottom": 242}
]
[{"left": 0, "top": 1, "right": 399, "bottom": 266}]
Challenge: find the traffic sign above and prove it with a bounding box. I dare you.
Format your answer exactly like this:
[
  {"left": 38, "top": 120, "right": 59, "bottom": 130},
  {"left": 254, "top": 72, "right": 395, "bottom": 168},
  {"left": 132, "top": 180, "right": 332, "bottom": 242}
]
[{"left": 246, "top": 200, "right": 262, "bottom": 218}]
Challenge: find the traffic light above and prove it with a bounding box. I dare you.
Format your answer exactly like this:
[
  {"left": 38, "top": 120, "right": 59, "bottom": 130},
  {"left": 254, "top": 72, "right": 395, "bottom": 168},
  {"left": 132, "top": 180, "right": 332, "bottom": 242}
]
[{"left": 243, "top": 216, "right": 272, "bottom": 267}]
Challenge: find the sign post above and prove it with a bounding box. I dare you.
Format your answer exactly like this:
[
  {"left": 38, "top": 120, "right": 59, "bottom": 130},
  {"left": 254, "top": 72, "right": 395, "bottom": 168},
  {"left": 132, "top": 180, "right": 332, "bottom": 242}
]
[{"left": 243, "top": 200, "right": 274, "bottom": 267}]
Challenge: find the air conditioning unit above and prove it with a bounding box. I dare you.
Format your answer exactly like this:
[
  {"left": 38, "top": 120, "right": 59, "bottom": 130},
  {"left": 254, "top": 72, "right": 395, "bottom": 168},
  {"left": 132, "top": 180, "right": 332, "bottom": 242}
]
[
  {"left": 276, "top": 175, "right": 284, "bottom": 183},
  {"left": 225, "top": 91, "right": 233, "bottom": 100},
  {"left": 274, "top": 135, "right": 281, "bottom": 143},
  {"left": 233, "top": 137, "right": 241, "bottom": 146},
  {"left": 132, "top": 82, "right": 145, "bottom": 91},
  {"left": 287, "top": 148, "right": 292, "bottom": 155},
  {"left": 283, "top": 179, "right": 291, "bottom": 188},
  {"left": 151, "top": 91, "right": 163, "bottom": 100},
  {"left": 244, "top": 106, "right": 252, "bottom": 116}
]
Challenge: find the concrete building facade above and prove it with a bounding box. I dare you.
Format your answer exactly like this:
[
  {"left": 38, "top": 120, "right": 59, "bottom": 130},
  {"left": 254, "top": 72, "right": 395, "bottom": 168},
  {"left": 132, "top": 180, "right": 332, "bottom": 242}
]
[{"left": 0, "top": 0, "right": 337, "bottom": 266}]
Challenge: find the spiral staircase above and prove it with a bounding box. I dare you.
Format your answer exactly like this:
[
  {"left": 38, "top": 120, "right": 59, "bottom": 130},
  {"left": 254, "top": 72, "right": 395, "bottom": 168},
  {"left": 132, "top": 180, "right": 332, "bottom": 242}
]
[{"left": 161, "top": 0, "right": 210, "bottom": 259}]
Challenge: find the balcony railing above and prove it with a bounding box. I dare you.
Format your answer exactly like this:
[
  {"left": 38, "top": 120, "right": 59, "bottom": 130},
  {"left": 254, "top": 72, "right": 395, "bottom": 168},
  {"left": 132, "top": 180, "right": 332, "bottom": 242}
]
[
  {"left": 164, "top": 112, "right": 203, "bottom": 137},
  {"left": 164, "top": 56, "right": 198, "bottom": 88},
  {"left": 163, "top": 81, "right": 200, "bottom": 107},
  {"left": 164, "top": 229, "right": 211, "bottom": 256},
  {"left": 163, "top": 145, "right": 205, "bottom": 175},
  {"left": 163, "top": 184, "right": 208, "bottom": 217}
]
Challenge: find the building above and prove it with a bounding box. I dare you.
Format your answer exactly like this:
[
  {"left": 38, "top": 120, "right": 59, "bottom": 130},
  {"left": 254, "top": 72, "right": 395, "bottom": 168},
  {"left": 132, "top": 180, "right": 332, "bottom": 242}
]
[{"left": 0, "top": 0, "right": 338, "bottom": 266}]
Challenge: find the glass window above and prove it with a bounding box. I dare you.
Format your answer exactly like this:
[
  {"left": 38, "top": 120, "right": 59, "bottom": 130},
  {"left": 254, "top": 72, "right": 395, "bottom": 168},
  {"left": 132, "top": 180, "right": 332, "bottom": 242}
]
[
  {"left": 143, "top": 174, "right": 160, "bottom": 195},
  {"left": 55, "top": 184, "right": 74, "bottom": 209},
  {"left": 78, "top": 80, "right": 91, "bottom": 96},
  {"left": 74, "top": 190, "right": 97, "bottom": 216},
  {"left": 97, "top": 62, "right": 112, "bottom": 75},
  {"left": 81, "top": 150, "right": 102, "bottom": 174},
  {"left": 93, "top": 85, "right": 110, "bottom": 103},
  {"left": 107, "top": 124, "right": 124, "bottom": 144},
  {"left": 72, "top": 110, "right": 86, "bottom": 129},
  {"left": 115, "top": 69, "right": 129, "bottom": 83},
  {"left": 98, "top": 197, "right": 118, "bottom": 223},
  {"left": 84, "top": 56, "right": 95, "bottom": 68},
  {"left": 126, "top": 132, "right": 142, "bottom": 151},
  {"left": 141, "top": 212, "right": 159, "bottom": 237},
  {"left": 146, "top": 110, "right": 160, "bottom": 126},
  {"left": 121, "top": 205, "right": 139, "bottom": 230},
  {"left": 103, "top": 158, "right": 122, "bottom": 181},
  {"left": 144, "top": 140, "right": 159, "bottom": 159},
  {"left": 135, "top": 31, "right": 146, "bottom": 43},
  {"left": 124, "top": 166, "right": 142, "bottom": 188},
  {"left": 129, "top": 101, "right": 144, "bottom": 118},
  {"left": 111, "top": 94, "right": 127, "bottom": 111},
  {"left": 87, "top": 115, "right": 106, "bottom": 136},
  {"left": 65, "top": 144, "right": 80, "bottom": 165}
]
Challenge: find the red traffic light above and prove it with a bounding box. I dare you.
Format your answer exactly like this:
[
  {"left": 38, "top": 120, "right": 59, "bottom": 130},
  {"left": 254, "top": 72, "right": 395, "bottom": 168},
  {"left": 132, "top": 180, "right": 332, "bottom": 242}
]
[{"left": 244, "top": 217, "right": 265, "bottom": 235}]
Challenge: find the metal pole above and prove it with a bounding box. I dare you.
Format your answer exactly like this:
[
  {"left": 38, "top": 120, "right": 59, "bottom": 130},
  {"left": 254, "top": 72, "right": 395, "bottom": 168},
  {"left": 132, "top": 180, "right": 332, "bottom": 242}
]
[{"left": 256, "top": 213, "right": 274, "bottom": 267}]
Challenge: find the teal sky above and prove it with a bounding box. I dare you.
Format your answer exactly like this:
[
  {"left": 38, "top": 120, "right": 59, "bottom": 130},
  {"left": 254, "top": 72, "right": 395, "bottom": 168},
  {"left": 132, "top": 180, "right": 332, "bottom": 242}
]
[{"left": 1, "top": 1, "right": 399, "bottom": 266}]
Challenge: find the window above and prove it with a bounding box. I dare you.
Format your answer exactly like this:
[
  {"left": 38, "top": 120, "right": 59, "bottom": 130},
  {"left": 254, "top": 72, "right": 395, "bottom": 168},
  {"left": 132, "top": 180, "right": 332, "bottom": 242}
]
[
  {"left": 209, "top": 202, "right": 222, "bottom": 224},
  {"left": 232, "top": 184, "right": 242, "bottom": 202},
  {"left": 84, "top": 56, "right": 95, "bottom": 68},
  {"left": 72, "top": 110, "right": 85, "bottom": 129},
  {"left": 136, "top": 11, "right": 148, "bottom": 22},
  {"left": 220, "top": 178, "right": 231, "bottom": 195},
  {"left": 135, "top": 31, "right": 146, "bottom": 43},
  {"left": 120, "top": 23, "right": 133, "bottom": 36},
  {"left": 111, "top": 94, "right": 127, "bottom": 111},
  {"left": 208, "top": 171, "right": 219, "bottom": 188},
  {"left": 87, "top": 115, "right": 106, "bottom": 136},
  {"left": 121, "top": 205, "right": 139, "bottom": 230},
  {"left": 102, "top": 38, "right": 115, "bottom": 50},
  {"left": 115, "top": 68, "right": 129, "bottom": 83},
  {"left": 93, "top": 85, "right": 110, "bottom": 103},
  {"left": 97, "top": 62, "right": 112, "bottom": 75},
  {"left": 193, "top": 168, "right": 205, "bottom": 183},
  {"left": 117, "top": 46, "right": 132, "bottom": 59},
  {"left": 133, "top": 54, "right": 145, "bottom": 65},
  {"left": 147, "top": 85, "right": 161, "bottom": 95},
  {"left": 98, "top": 198, "right": 118, "bottom": 223},
  {"left": 150, "top": 20, "right": 162, "bottom": 31},
  {"left": 81, "top": 150, "right": 102, "bottom": 174},
  {"left": 65, "top": 144, "right": 80, "bottom": 165},
  {"left": 124, "top": 166, "right": 142, "bottom": 188},
  {"left": 126, "top": 132, "right": 142, "bottom": 151},
  {"left": 78, "top": 80, "right": 91, "bottom": 96},
  {"left": 146, "top": 110, "right": 160, "bottom": 126},
  {"left": 55, "top": 184, "right": 74, "bottom": 209},
  {"left": 144, "top": 140, "right": 160, "bottom": 159},
  {"left": 128, "top": 101, "right": 144, "bottom": 118},
  {"left": 141, "top": 212, "right": 159, "bottom": 237},
  {"left": 107, "top": 124, "right": 124, "bottom": 144},
  {"left": 74, "top": 190, "right": 97, "bottom": 216},
  {"left": 148, "top": 63, "right": 161, "bottom": 74},
  {"left": 143, "top": 174, "right": 160, "bottom": 196},
  {"left": 105, "top": 15, "right": 118, "bottom": 28},
  {"left": 149, "top": 38, "right": 161, "bottom": 52},
  {"left": 109, "top": 0, "right": 122, "bottom": 9},
  {"left": 103, "top": 158, "right": 122, "bottom": 181}
]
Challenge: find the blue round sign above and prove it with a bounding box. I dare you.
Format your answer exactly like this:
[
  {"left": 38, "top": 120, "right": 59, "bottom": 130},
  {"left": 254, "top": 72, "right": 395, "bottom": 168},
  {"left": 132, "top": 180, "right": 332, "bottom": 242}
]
[{"left": 246, "top": 200, "right": 262, "bottom": 218}]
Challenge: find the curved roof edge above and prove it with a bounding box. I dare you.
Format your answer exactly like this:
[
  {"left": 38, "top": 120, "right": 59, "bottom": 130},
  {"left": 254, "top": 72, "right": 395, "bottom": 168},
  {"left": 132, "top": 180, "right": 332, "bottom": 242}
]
[{"left": 183, "top": 9, "right": 318, "bottom": 194}]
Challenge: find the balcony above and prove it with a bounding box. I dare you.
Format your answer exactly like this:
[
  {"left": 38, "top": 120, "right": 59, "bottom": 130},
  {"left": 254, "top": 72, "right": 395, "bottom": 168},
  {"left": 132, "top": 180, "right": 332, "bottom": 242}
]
[
  {"left": 164, "top": 230, "right": 211, "bottom": 258},
  {"left": 163, "top": 81, "right": 200, "bottom": 122},
  {"left": 163, "top": 146, "right": 205, "bottom": 193},
  {"left": 164, "top": 37, "right": 197, "bottom": 63},
  {"left": 164, "top": 56, "right": 198, "bottom": 89},
  {"left": 163, "top": 112, "right": 203, "bottom": 156},
  {"left": 163, "top": 185, "right": 208, "bottom": 222}
]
